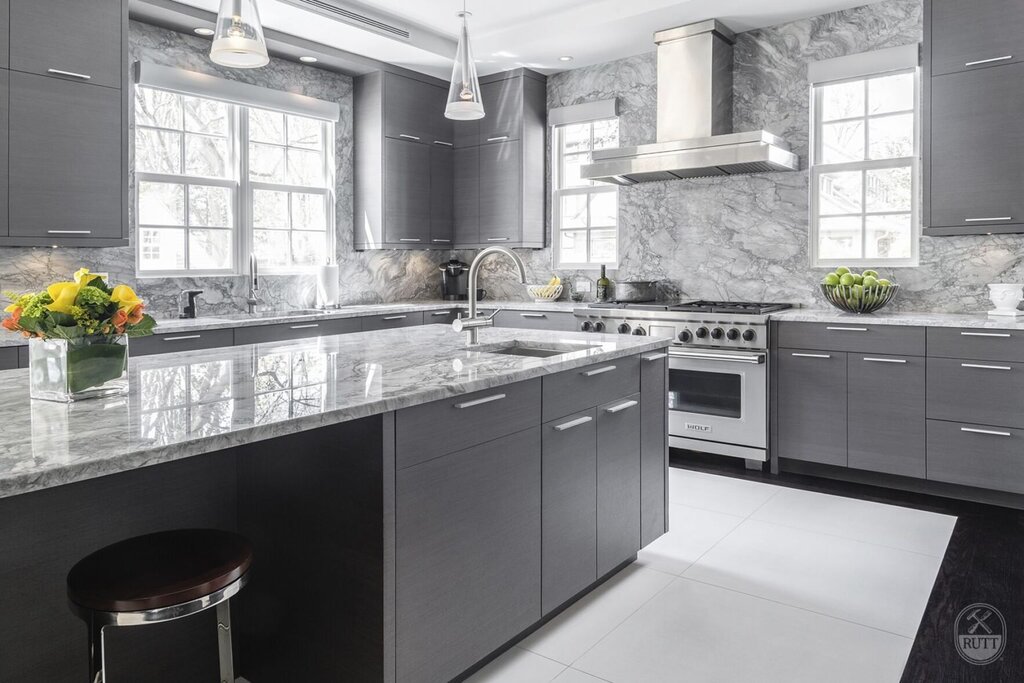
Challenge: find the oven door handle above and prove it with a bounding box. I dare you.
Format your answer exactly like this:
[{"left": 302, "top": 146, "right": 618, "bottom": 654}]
[{"left": 669, "top": 350, "right": 765, "bottom": 364}]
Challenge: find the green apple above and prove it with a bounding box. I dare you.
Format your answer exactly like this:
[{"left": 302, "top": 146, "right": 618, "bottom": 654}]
[
  {"left": 839, "top": 273, "right": 856, "bottom": 286},
  {"left": 822, "top": 273, "right": 841, "bottom": 286},
  {"left": 877, "top": 278, "right": 892, "bottom": 287},
  {"left": 863, "top": 275, "right": 879, "bottom": 288},
  {"left": 863, "top": 269, "right": 879, "bottom": 278},
  {"left": 851, "top": 284, "right": 864, "bottom": 299},
  {"left": 835, "top": 266, "right": 851, "bottom": 276},
  {"left": 852, "top": 274, "right": 864, "bottom": 285}
]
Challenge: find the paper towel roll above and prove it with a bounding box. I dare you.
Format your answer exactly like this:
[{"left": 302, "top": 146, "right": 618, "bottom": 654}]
[{"left": 316, "top": 264, "right": 340, "bottom": 308}]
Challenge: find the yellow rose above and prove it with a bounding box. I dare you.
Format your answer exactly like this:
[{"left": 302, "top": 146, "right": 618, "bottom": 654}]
[
  {"left": 46, "top": 282, "right": 81, "bottom": 314},
  {"left": 4, "top": 303, "right": 18, "bottom": 313},
  {"left": 110, "top": 285, "right": 142, "bottom": 312},
  {"left": 73, "top": 268, "right": 101, "bottom": 286}
]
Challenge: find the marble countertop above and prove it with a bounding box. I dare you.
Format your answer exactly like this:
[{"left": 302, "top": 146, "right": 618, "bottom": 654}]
[
  {"left": 773, "top": 308, "right": 1024, "bottom": 330},
  {"left": 0, "top": 299, "right": 584, "bottom": 347},
  {"left": 0, "top": 325, "right": 669, "bottom": 499}
]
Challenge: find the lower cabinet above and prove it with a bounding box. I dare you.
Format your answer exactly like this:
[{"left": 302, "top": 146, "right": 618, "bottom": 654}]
[
  {"left": 777, "top": 349, "right": 848, "bottom": 467},
  {"left": 360, "top": 311, "right": 424, "bottom": 331},
  {"left": 129, "top": 328, "right": 235, "bottom": 357},
  {"left": 927, "top": 420, "right": 1024, "bottom": 494},
  {"left": 233, "top": 317, "right": 361, "bottom": 345},
  {"left": 640, "top": 353, "right": 668, "bottom": 547},
  {"left": 396, "top": 427, "right": 542, "bottom": 683},
  {"left": 597, "top": 393, "right": 642, "bottom": 576},
  {"left": 493, "top": 309, "right": 577, "bottom": 331},
  {"left": 848, "top": 353, "right": 926, "bottom": 478},
  {"left": 0, "top": 347, "right": 18, "bottom": 370}
]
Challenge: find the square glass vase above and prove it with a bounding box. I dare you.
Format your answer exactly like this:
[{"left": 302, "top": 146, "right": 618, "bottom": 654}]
[{"left": 28, "top": 335, "right": 129, "bottom": 402}]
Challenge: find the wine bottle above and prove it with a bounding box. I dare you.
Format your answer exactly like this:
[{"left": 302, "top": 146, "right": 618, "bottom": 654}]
[{"left": 596, "top": 265, "right": 610, "bottom": 302}]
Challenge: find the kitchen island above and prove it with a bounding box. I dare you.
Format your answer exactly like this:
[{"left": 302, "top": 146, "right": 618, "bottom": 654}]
[{"left": 0, "top": 325, "right": 670, "bottom": 682}]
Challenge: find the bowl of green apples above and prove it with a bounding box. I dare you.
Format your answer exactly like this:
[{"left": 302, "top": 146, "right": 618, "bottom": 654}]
[{"left": 820, "top": 267, "right": 899, "bottom": 314}]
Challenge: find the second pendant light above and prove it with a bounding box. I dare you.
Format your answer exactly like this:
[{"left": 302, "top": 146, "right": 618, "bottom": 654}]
[{"left": 445, "top": 3, "right": 485, "bottom": 120}]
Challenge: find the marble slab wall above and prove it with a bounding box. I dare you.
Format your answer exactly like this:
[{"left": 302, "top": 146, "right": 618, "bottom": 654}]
[
  {"left": 0, "top": 21, "right": 445, "bottom": 318},
  {"left": 474, "top": 0, "right": 1024, "bottom": 313}
]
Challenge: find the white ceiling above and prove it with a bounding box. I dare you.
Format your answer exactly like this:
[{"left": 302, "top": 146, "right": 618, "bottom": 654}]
[{"left": 174, "top": 0, "right": 888, "bottom": 79}]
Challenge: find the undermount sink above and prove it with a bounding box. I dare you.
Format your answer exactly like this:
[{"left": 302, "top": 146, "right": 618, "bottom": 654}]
[{"left": 477, "top": 340, "right": 601, "bottom": 358}]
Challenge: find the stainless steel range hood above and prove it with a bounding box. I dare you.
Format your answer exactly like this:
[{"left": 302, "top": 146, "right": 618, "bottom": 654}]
[{"left": 581, "top": 20, "right": 798, "bottom": 185}]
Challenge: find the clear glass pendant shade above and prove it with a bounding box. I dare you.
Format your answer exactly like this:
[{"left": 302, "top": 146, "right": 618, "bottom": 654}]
[
  {"left": 210, "top": 0, "right": 270, "bottom": 69},
  {"left": 445, "top": 11, "right": 485, "bottom": 120}
]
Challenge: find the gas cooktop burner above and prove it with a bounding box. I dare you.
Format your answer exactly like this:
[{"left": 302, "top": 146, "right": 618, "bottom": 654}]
[{"left": 669, "top": 300, "right": 792, "bottom": 315}]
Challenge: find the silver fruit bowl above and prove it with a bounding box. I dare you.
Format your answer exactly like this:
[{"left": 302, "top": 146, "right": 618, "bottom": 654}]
[{"left": 820, "top": 283, "right": 900, "bottom": 314}]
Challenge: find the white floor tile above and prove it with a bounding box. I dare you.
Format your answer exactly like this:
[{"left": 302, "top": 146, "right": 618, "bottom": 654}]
[
  {"left": 751, "top": 487, "right": 956, "bottom": 557},
  {"left": 573, "top": 578, "right": 914, "bottom": 683},
  {"left": 552, "top": 668, "right": 611, "bottom": 683},
  {"left": 519, "top": 565, "right": 674, "bottom": 665},
  {"left": 465, "top": 647, "right": 566, "bottom": 683},
  {"left": 636, "top": 503, "right": 745, "bottom": 575},
  {"left": 669, "top": 468, "right": 780, "bottom": 517},
  {"left": 682, "top": 519, "right": 944, "bottom": 637}
]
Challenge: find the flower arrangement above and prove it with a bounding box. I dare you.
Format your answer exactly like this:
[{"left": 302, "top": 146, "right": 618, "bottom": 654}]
[
  {"left": 3, "top": 269, "right": 157, "bottom": 401},
  {"left": 2, "top": 268, "right": 156, "bottom": 340}
]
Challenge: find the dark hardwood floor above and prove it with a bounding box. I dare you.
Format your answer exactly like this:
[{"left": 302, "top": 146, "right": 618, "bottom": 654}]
[{"left": 671, "top": 450, "right": 1024, "bottom": 682}]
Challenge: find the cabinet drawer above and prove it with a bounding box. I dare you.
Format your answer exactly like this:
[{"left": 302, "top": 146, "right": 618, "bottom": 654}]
[
  {"left": 927, "top": 327, "right": 1024, "bottom": 362},
  {"left": 777, "top": 321, "right": 924, "bottom": 355},
  {"left": 494, "top": 310, "right": 576, "bottom": 331},
  {"left": 929, "top": 0, "right": 1024, "bottom": 77},
  {"left": 360, "top": 311, "right": 423, "bottom": 331},
  {"left": 927, "top": 420, "right": 1024, "bottom": 494},
  {"left": 0, "top": 347, "right": 18, "bottom": 371},
  {"left": 130, "top": 328, "right": 234, "bottom": 357},
  {"left": 543, "top": 355, "right": 641, "bottom": 422},
  {"left": 927, "top": 357, "right": 1024, "bottom": 428},
  {"left": 18, "top": 345, "right": 29, "bottom": 368},
  {"left": 234, "top": 317, "right": 360, "bottom": 345},
  {"left": 396, "top": 377, "right": 541, "bottom": 469},
  {"left": 424, "top": 309, "right": 461, "bottom": 325}
]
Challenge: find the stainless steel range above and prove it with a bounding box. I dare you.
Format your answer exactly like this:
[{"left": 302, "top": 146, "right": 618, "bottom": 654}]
[{"left": 574, "top": 301, "right": 793, "bottom": 466}]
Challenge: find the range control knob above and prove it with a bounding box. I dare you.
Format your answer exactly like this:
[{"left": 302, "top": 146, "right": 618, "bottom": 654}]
[
  {"left": 618, "top": 323, "right": 632, "bottom": 334},
  {"left": 632, "top": 327, "right": 647, "bottom": 336},
  {"left": 742, "top": 329, "right": 756, "bottom": 342},
  {"left": 726, "top": 328, "right": 740, "bottom": 341},
  {"left": 580, "top": 320, "right": 593, "bottom": 332},
  {"left": 695, "top": 327, "right": 709, "bottom": 339},
  {"left": 711, "top": 327, "right": 724, "bottom": 340},
  {"left": 678, "top": 330, "right": 692, "bottom": 343},
  {"left": 593, "top": 321, "right": 606, "bottom": 333}
]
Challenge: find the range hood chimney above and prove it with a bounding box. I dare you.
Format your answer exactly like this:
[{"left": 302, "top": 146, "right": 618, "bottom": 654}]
[{"left": 581, "top": 20, "right": 798, "bottom": 185}]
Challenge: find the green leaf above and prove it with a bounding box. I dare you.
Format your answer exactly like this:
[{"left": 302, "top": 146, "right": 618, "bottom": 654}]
[
  {"left": 49, "top": 312, "right": 76, "bottom": 327},
  {"left": 66, "top": 342, "right": 127, "bottom": 394},
  {"left": 126, "top": 314, "right": 157, "bottom": 337}
]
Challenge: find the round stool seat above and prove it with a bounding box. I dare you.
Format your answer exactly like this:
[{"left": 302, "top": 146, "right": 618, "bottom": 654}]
[{"left": 68, "top": 529, "right": 253, "bottom": 613}]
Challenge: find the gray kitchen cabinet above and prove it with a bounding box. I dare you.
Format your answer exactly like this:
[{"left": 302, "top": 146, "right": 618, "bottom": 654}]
[
  {"left": 542, "top": 408, "right": 598, "bottom": 614},
  {"left": 479, "top": 76, "right": 524, "bottom": 144},
  {"left": 233, "top": 317, "right": 361, "bottom": 345},
  {"left": 382, "top": 71, "right": 451, "bottom": 145},
  {"left": 777, "top": 321, "right": 924, "bottom": 356},
  {"left": 777, "top": 349, "right": 848, "bottom": 467},
  {"left": 453, "top": 146, "right": 480, "bottom": 245},
  {"left": 429, "top": 144, "right": 454, "bottom": 246},
  {"left": 383, "top": 137, "right": 431, "bottom": 246},
  {"left": 927, "top": 327, "right": 1024, "bottom": 362},
  {"left": 0, "top": 347, "right": 17, "bottom": 371},
  {"left": 543, "top": 354, "right": 640, "bottom": 422},
  {"left": 928, "top": 0, "right": 1024, "bottom": 77},
  {"left": 360, "top": 310, "right": 424, "bottom": 331},
  {"left": 927, "top": 420, "right": 1024, "bottom": 494},
  {"left": 6, "top": 72, "right": 125, "bottom": 244},
  {"left": 423, "top": 308, "right": 460, "bottom": 325},
  {"left": 396, "top": 427, "right": 542, "bottom": 683},
  {"left": 597, "top": 393, "right": 642, "bottom": 576},
  {"left": 0, "top": 0, "right": 8, "bottom": 69},
  {"left": 479, "top": 139, "right": 523, "bottom": 244},
  {"left": 640, "top": 352, "right": 668, "bottom": 547},
  {"left": 130, "top": 328, "right": 235, "bottom": 358},
  {"left": 493, "top": 309, "right": 577, "bottom": 331},
  {"left": 9, "top": 0, "right": 125, "bottom": 90},
  {"left": 847, "top": 353, "right": 926, "bottom": 478},
  {"left": 925, "top": 63, "right": 1024, "bottom": 234},
  {"left": 927, "top": 356, "right": 1024, "bottom": 429},
  {"left": 17, "top": 345, "right": 28, "bottom": 369},
  {"left": 0, "top": 70, "right": 7, "bottom": 238}
]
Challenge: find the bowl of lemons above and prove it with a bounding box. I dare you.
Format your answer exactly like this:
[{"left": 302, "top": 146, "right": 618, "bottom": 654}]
[
  {"left": 526, "top": 277, "right": 563, "bottom": 303},
  {"left": 820, "top": 267, "right": 899, "bottom": 314}
]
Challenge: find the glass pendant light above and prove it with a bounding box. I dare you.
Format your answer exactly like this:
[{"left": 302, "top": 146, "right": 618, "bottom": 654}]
[
  {"left": 445, "top": 2, "right": 485, "bottom": 120},
  {"left": 210, "top": 0, "right": 270, "bottom": 69}
]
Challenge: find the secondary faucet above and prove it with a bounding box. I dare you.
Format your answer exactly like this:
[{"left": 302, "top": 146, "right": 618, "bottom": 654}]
[
  {"left": 178, "top": 289, "right": 203, "bottom": 319},
  {"left": 452, "top": 246, "right": 528, "bottom": 345},
  {"left": 246, "top": 253, "right": 262, "bottom": 314}
]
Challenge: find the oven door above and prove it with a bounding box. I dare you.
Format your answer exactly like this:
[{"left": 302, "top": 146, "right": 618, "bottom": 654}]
[{"left": 667, "top": 348, "right": 767, "bottom": 451}]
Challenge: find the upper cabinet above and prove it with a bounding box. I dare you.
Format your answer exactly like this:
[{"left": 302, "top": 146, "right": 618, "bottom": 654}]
[
  {"left": 0, "top": 0, "right": 128, "bottom": 246},
  {"left": 929, "top": 0, "right": 1024, "bottom": 77},
  {"left": 923, "top": 0, "right": 1024, "bottom": 236}
]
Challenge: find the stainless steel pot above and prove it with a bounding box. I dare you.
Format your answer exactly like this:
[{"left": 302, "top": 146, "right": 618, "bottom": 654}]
[{"left": 613, "top": 280, "right": 659, "bottom": 302}]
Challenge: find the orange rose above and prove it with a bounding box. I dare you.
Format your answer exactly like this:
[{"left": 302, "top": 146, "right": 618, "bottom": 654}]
[
  {"left": 126, "top": 303, "right": 145, "bottom": 325},
  {"left": 1, "top": 307, "right": 21, "bottom": 332},
  {"left": 111, "top": 308, "right": 128, "bottom": 333}
]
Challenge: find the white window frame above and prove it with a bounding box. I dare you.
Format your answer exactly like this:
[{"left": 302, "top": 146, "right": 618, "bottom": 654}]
[
  {"left": 809, "top": 56, "right": 921, "bottom": 268},
  {"left": 552, "top": 118, "right": 620, "bottom": 270}
]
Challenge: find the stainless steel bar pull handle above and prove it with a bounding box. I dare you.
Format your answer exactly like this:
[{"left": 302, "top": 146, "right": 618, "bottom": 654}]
[
  {"left": 961, "top": 427, "right": 1012, "bottom": 437},
  {"left": 553, "top": 415, "right": 594, "bottom": 431},
  {"left": 383, "top": 315, "right": 407, "bottom": 321},
  {"left": 961, "top": 363, "right": 1012, "bottom": 370},
  {"left": 486, "top": 237, "right": 510, "bottom": 241},
  {"left": 163, "top": 335, "right": 202, "bottom": 342},
  {"left": 670, "top": 350, "right": 765, "bottom": 364},
  {"left": 826, "top": 326, "right": 868, "bottom": 332},
  {"left": 289, "top": 323, "right": 319, "bottom": 329},
  {"left": 964, "top": 216, "right": 1012, "bottom": 222},
  {"left": 47, "top": 68, "right": 91, "bottom": 80},
  {"left": 398, "top": 133, "right": 421, "bottom": 141},
  {"left": 47, "top": 230, "right": 92, "bottom": 234},
  {"left": 520, "top": 313, "right": 547, "bottom": 318},
  {"left": 961, "top": 331, "right": 1011, "bottom": 338},
  {"left": 432, "top": 239, "right": 451, "bottom": 243},
  {"left": 454, "top": 393, "right": 506, "bottom": 409},
  {"left": 605, "top": 400, "right": 639, "bottom": 414},
  {"left": 642, "top": 353, "right": 668, "bottom": 361},
  {"left": 965, "top": 55, "right": 1013, "bottom": 67},
  {"left": 486, "top": 135, "right": 510, "bottom": 142},
  {"left": 791, "top": 353, "right": 831, "bottom": 359},
  {"left": 863, "top": 357, "right": 907, "bottom": 364},
  {"left": 433, "top": 140, "right": 454, "bottom": 147},
  {"left": 431, "top": 311, "right": 451, "bottom": 317},
  {"left": 398, "top": 238, "right": 421, "bottom": 242},
  {"left": 582, "top": 365, "right": 616, "bottom": 377}
]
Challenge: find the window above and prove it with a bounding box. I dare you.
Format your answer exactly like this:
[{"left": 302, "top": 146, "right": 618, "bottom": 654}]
[
  {"left": 552, "top": 118, "right": 619, "bottom": 268},
  {"left": 810, "top": 66, "right": 919, "bottom": 267},
  {"left": 134, "top": 86, "right": 334, "bottom": 276}
]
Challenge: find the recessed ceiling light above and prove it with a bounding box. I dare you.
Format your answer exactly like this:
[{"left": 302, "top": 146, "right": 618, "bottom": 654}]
[
  {"left": 193, "top": 27, "right": 215, "bottom": 36},
  {"left": 299, "top": 56, "right": 319, "bottom": 63},
  {"left": 559, "top": 55, "right": 574, "bottom": 62}
]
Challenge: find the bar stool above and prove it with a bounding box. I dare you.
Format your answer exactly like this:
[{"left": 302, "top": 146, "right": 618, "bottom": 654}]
[{"left": 67, "top": 528, "right": 253, "bottom": 683}]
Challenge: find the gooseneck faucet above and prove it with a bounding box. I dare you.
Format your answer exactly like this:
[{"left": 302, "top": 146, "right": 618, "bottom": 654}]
[
  {"left": 246, "top": 253, "right": 262, "bottom": 314},
  {"left": 452, "top": 246, "right": 528, "bottom": 345}
]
